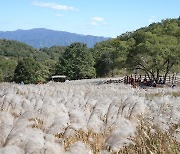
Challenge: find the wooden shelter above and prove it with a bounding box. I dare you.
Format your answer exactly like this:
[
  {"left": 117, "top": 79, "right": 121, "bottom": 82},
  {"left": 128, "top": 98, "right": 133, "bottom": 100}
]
[{"left": 51, "top": 75, "right": 67, "bottom": 82}]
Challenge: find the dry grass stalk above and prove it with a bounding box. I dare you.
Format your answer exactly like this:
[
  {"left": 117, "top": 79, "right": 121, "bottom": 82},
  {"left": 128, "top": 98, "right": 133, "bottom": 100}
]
[
  {"left": 55, "top": 129, "right": 112, "bottom": 154},
  {"left": 145, "top": 91, "right": 180, "bottom": 99},
  {"left": 0, "top": 107, "right": 3, "bottom": 111},
  {"left": 53, "top": 119, "right": 180, "bottom": 154},
  {"left": 118, "top": 120, "right": 180, "bottom": 154},
  {"left": 11, "top": 112, "right": 20, "bottom": 118},
  {"left": 29, "top": 118, "right": 44, "bottom": 130}
]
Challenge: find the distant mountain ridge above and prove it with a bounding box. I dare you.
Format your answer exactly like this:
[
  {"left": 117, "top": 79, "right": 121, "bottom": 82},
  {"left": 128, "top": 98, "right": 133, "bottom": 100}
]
[{"left": 0, "top": 28, "right": 110, "bottom": 48}]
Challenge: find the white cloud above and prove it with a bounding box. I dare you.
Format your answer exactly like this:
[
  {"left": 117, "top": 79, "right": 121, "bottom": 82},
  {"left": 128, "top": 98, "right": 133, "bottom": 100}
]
[
  {"left": 148, "top": 16, "right": 156, "bottom": 23},
  {"left": 32, "top": 1, "right": 77, "bottom": 11},
  {"left": 55, "top": 13, "right": 63, "bottom": 17},
  {"left": 90, "top": 17, "right": 105, "bottom": 26},
  {"left": 92, "top": 17, "right": 104, "bottom": 22},
  {"left": 90, "top": 21, "right": 98, "bottom": 26}
]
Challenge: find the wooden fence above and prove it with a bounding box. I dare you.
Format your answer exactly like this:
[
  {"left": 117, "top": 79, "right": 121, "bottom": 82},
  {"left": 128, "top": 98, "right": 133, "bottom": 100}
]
[
  {"left": 103, "top": 75, "right": 180, "bottom": 85},
  {"left": 166, "top": 75, "right": 180, "bottom": 84}
]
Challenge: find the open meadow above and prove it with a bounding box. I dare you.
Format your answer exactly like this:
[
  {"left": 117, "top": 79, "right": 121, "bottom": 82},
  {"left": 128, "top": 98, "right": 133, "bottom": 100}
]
[{"left": 0, "top": 79, "right": 180, "bottom": 154}]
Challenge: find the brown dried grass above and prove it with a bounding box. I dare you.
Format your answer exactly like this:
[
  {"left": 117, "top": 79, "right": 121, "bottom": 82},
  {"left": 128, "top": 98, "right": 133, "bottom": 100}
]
[
  {"left": 118, "top": 120, "right": 180, "bottom": 154},
  {"left": 55, "top": 129, "right": 112, "bottom": 154},
  {"left": 29, "top": 118, "right": 44, "bottom": 130},
  {"left": 54, "top": 120, "right": 180, "bottom": 154},
  {"left": 27, "top": 116, "right": 180, "bottom": 154}
]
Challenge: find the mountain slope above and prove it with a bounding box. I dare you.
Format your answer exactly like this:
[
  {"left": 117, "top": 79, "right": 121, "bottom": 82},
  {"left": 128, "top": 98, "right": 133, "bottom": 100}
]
[{"left": 0, "top": 28, "right": 110, "bottom": 48}]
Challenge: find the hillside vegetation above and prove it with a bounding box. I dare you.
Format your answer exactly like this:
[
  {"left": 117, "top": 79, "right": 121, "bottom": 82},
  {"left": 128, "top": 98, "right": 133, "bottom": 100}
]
[
  {"left": 0, "top": 39, "right": 53, "bottom": 82},
  {"left": 93, "top": 18, "right": 180, "bottom": 78},
  {"left": 0, "top": 17, "right": 179, "bottom": 83}
]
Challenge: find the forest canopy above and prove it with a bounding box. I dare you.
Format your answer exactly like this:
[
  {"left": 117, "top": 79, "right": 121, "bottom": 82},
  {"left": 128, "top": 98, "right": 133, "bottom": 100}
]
[{"left": 0, "top": 18, "right": 179, "bottom": 83}]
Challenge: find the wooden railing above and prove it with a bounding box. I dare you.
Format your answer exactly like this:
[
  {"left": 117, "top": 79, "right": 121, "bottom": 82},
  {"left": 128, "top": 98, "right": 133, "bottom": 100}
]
[
  {"left": 103, "top": 78, "right": 124, "bottom": 84},
  {"left": 103, "top": 75, "right": 180, "bottom": 85},
  {"left": 172, "top": 76, "right": 180, "bottom": 84}
]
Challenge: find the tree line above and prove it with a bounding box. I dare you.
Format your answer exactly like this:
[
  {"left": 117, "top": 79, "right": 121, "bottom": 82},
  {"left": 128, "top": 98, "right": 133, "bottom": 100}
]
[{"left": 0, "top": 18, "right": 179, "bottom": 84}]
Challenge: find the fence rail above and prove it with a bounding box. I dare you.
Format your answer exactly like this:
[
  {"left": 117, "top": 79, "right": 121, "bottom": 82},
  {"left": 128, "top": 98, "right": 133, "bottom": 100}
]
[{"left": 103, "top": 75, "right": 180, "bottom": 85}]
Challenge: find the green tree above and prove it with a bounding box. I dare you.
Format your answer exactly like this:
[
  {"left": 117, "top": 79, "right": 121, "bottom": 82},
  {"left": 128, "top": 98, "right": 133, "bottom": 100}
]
[
  {"left": 95, "top": 51, "right": 113, "bottom": 77},
  {"left": 56, "top": 43, "right": 96, "bottom": 80},
  {"left": 0, "top": 69, "right": 3, "bottom": 82},
  {"left": 39, "top": 46, "right": 66, "bottom": 60},
  {"left": 14, "top": 58, "right": 49, "bottom": 84},
  {"left": 0, "top": 56, "right": 17, "bottom": 82},
  {"left": 93, "top": 18, "right": 180, "bottom": 78},
  {"left": 94, "top": 38, "right": 132, "bottom": 77},
  {"left": 126, "top": 31, "right": 180, "bottom": 83}
]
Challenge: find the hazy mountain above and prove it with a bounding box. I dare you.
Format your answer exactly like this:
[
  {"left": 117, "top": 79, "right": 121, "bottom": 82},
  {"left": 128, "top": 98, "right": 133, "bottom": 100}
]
[{"left": 0, "top": 28, "right": 110, "bottom": 48}]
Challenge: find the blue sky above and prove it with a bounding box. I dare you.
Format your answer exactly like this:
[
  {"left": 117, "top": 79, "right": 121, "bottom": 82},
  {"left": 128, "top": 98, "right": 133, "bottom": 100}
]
[{"left": 0, "top": 0, "right": 179, "bottom": 37}]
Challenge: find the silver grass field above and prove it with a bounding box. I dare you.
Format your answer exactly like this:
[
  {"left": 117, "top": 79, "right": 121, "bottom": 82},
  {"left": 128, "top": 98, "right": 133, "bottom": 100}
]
[{"left": 0, "top": 79, "right": 180, "bottom": 154}]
